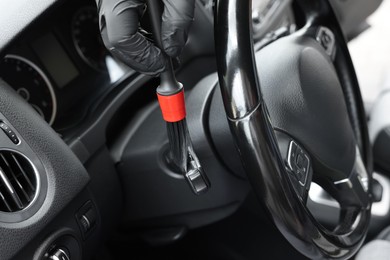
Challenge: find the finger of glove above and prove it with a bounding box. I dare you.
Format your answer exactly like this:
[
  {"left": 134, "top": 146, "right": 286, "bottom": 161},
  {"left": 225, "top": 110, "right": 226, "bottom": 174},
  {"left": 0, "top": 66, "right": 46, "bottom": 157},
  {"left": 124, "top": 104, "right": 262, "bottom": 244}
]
[
  {"left": 161, "top": 0, "right": 195, "bottom": 57},
  {"left": 97, "top": 0, "right": 165, "bottom": 76}
]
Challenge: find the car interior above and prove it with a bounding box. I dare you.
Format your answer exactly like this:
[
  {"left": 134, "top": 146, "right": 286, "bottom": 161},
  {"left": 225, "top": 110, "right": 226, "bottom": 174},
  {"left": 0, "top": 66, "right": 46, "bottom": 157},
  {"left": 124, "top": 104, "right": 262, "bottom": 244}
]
[{"left": 0, "top": 0, "right": 388, "bottom": 259}]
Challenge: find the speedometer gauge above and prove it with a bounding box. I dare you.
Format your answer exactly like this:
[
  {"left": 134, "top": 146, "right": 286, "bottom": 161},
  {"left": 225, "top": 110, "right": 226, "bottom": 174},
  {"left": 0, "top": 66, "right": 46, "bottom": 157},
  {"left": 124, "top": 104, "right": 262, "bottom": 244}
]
[
  {"left": 0, "top": 55, "right": 57, "bottom": 125},
  {"left": 72, "top": 6, "right": 110, "bottom": 72}
]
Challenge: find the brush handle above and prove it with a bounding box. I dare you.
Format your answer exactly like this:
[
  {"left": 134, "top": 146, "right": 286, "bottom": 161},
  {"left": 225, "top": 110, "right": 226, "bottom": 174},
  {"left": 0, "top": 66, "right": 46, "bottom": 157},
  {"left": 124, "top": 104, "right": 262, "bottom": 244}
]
[{"left": 146, "top": 0, "right": 182, "bottom": 96}]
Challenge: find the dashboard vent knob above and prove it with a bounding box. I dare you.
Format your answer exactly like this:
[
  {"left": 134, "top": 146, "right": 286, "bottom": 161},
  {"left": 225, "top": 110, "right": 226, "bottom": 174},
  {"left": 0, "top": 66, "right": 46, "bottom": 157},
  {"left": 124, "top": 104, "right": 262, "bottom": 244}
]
[{"left": 0, "top": 151, "right": 37, "bottom": 212}]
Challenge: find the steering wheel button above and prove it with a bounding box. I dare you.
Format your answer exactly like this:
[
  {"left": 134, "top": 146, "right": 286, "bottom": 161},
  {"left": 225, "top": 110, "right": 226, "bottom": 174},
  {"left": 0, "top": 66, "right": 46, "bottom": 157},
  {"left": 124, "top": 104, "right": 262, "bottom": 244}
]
[
  {"left": 287, "top": 141, "right": 310, "bottom": 186},
  {"left": 316, "top": 27, "right": 336, "bottom": 58},
  {"left": 296, "top": 154, "right": 304, "bottom": 168}
]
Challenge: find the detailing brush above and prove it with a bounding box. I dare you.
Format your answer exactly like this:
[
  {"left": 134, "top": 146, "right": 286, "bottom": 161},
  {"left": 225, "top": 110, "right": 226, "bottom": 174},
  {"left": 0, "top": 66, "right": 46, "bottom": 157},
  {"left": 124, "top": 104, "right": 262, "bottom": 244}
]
[{"left": 146, "top": 0, "right": 210, "bottom": 195}]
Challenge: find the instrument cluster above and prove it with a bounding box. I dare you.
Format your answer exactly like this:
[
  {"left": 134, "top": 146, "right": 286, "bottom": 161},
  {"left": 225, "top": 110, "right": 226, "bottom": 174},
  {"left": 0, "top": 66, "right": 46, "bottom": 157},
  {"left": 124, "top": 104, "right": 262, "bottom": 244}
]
[{"left": 0, "top": 0, "right": 131, "bottom": 131}]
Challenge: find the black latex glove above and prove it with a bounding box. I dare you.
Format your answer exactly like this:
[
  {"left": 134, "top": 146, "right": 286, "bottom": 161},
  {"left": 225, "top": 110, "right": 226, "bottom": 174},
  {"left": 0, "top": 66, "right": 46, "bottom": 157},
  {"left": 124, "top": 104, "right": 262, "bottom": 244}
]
[{"left": 95, "top": 0, "right": 195, "bottom": 76}]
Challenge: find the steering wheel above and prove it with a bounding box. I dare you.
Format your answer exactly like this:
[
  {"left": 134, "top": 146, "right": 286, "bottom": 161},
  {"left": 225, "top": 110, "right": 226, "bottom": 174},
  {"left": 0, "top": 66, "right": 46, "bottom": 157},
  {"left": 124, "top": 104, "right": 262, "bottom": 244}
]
[{"left": 215, "top": 0, "right": 373, "bottom": 259}]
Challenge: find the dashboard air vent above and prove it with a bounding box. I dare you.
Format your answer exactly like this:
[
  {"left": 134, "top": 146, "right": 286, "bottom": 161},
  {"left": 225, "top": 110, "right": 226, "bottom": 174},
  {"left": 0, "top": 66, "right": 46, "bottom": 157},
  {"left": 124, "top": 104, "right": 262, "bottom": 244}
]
[{"left": 0, "top": 151, "right": 37, "bottom": 212}]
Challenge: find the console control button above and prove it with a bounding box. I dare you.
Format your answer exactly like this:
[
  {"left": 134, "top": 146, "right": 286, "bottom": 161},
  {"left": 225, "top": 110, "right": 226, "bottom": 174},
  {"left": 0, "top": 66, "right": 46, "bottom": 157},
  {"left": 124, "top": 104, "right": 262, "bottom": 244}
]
[
  {"left": 76, "top": 200, "right": 97, "bottom": 239},
  {"left": 0, "top": 122, "right": 19, "bottom": 144}
]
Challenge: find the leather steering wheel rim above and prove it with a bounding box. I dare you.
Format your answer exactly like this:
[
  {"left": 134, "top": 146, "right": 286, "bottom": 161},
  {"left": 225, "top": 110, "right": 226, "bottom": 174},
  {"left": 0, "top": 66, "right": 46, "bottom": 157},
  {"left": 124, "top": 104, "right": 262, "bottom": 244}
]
[{"left": 214, "top": 0, "right": 373, "bottom": 259}]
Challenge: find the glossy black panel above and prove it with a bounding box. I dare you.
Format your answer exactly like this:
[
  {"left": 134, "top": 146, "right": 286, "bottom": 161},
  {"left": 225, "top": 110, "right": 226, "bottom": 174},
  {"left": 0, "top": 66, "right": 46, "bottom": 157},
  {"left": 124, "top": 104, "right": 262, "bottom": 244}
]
[{"left": 214, "top": 0, "right": 260, "bottom": 119}]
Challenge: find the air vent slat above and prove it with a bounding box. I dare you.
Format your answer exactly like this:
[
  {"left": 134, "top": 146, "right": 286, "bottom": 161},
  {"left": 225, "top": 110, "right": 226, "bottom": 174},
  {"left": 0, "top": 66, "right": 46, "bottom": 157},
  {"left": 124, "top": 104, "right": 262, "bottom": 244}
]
[
  {"left": 0, "top": 154, "right": 30, "bottom": 203},
  {"left": 0, "top": 151, "right": 37, "bottom": 212},
  {"left": 0, "top": 191, "right": 12, "bottom": 212},
  {"left": 0, "top": 168, "right": 23, "bottom": 209},
  {"left": 14, "top": 179, "right": 30, "bottom": 202},
  {"left": 11, "top": 153, "right": 34, "bottom": 191},
  {"left": 0, "top": 192, "right": 12, "bottom": 211}
]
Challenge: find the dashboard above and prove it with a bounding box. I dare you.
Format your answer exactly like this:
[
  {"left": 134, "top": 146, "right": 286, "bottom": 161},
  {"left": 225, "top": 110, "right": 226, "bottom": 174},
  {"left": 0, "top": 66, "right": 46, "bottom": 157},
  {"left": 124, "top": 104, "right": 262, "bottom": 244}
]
[
  {"left": 0, "top": 0, "right": 384, "bottom": 259},
  {"left": 0, "top": 0, "right": 132, "bottom": 133}
]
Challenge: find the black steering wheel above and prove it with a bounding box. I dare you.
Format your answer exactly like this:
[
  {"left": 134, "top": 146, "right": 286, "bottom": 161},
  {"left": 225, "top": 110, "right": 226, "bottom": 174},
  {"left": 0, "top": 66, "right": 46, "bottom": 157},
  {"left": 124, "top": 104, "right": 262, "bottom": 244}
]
[{"left": 215, "top": 0, "right": 373, "bottom": 259}]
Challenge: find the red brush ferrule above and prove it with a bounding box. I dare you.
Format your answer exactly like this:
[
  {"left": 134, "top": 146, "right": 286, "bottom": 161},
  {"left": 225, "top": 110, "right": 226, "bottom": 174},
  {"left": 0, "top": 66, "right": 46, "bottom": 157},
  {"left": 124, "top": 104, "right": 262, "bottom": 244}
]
[{"left": 157, "top": 90, "right": 186, "bottom": 122}]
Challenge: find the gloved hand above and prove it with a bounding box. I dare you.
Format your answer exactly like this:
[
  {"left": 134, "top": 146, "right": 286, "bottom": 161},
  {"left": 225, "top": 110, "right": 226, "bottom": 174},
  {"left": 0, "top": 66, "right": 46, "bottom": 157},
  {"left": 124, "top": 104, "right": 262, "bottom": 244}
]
[{"left": 95, "top": 0, "right": 195, "bottom": 76}]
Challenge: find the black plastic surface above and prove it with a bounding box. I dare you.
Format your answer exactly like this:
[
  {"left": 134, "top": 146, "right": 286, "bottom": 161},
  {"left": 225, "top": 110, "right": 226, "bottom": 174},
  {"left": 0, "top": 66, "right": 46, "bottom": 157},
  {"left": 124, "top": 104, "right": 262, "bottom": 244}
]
[
  {"left": 83, "top": 148, "right": 123, "bottom": 246},
  {"left": 0, "top": 79, "right": 90, "bottom": 260},
  {"left": 13, "top": 189, "right": 101, "bottom": 260},
  {"left": 373, "top": 129, "right": 390, "bottom": 174},
  {"left": 115, "top": 73, "right": 249, "bottom": 228}
]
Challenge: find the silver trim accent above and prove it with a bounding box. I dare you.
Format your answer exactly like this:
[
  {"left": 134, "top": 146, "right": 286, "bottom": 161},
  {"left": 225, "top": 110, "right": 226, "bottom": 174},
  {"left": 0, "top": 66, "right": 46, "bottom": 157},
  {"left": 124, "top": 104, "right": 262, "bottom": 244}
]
[
  {"left": 310, "top": 173, "right": 390, "bottom": 217},
  {"left": 3, "top": 55, "right": 57, "bottom": 126},
  {"left": 49, "top": 248, "right": 70, "bottom": 260},
  {"left": 50, "top": 255, "right": 61, "bottom": 260},
  {"left": 358, "top": 177, "right": 369, "bottom": 192},
  {"left": 334, "top": 178, "right": 353, "bottom": 188},
  {"left": 309, "top": 182, "right": 340, "bottom": 208},
  {"left": 82, "top": 214, "right": 91, "bottom": 230},
  {"left": 287, "top": 141, "right": 310, "bottom": 186}
]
